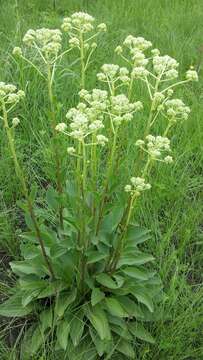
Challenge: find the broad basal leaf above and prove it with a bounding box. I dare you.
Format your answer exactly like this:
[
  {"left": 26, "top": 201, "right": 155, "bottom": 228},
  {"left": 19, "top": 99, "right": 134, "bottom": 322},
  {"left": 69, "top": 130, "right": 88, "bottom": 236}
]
[
  {"left": 117, "top": 339, "right": 135, "bottom": 359},
  {"left": 57, "top": 319, "right": 70, "bottom": 350},
  {"left": 116, "top": 296, "right": 144, "bottom": 318},
  {"left": 128, "top": 322, "right": 155, "bottom": 343},
  {"left": 91, "top": 288, "right": 105, "bottom": 306},
  {"left": 87, "top": 251, "right": 107, "bottom": 264},
  {"left": 130, "top": 288, "right": 154, "bottom": 313},
  {"left": 117, "top": 253, "right": 154, "bottom": 268},
  {"left": 70, "top": 311, "right": 85, "bottom": 347},
  {"left": 55, "top": 288, "right": 77, "bottom": 317},
  {"left": 122, "top": 266, "right": 152, "bottom": 280},
  {"left": 96, "top": 273, "right": 119, "bottom": 289},
  {"left": 85, "top": 304, "right": 111, "bottom": 341},
  {"left": 105, "top": 297, "right": 128, "bottom": 318},
  {"left": 0, "top": 292, "right": 33, "bottom": 317}
]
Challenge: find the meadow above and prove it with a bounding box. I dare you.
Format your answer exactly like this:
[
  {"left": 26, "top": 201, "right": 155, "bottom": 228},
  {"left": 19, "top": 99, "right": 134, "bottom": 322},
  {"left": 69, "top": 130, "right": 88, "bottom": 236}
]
[{"left": 0, "top": 0, "right": 202, "bottom": 359}]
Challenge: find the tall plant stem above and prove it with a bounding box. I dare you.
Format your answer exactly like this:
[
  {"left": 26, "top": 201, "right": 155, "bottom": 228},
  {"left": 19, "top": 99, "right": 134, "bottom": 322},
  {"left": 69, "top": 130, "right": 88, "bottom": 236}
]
[
  {"left": 80, "top": 32, "right": 85, "bottom": 89},
  {"left": 47, "top": 64, "right": 64, "bottom": 229},
  {"left": 2, "top": 101, "right": 55, "bottom": 279},
  {"left": 109, "top": 158, "right": 152, "bottom": 270},
  {"left": 95, "top": 126, "right": 119, "bottom": 235}
]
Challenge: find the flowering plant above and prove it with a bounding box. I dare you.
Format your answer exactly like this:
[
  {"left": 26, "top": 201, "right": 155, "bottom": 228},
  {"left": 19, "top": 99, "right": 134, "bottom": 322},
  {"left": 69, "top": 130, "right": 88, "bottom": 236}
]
[{"left": 0, "top": 12, "right": 198, "bottom": 359}]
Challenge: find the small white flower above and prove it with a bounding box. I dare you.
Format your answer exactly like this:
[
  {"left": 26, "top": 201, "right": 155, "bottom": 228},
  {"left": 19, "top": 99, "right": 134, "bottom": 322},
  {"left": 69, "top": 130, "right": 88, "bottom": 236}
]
[
  {"left": 12, "top": 47, "right": 22, "bottom": 57},
  {"left": 96, "top": 134, "right": 108, "bottom": 146},
  {"left": 12, "top": 117, "right": 20, "bottom": 127},
  {"left": 97, "top": 23, "right": 107, "bottom": 32},
  {"left": 126, "top": 176, "right": 151, "bottom": 194},
  {"left": 124, "top": 184, "right": 132, "bottom": 192},
  {"left": 135, "top": 139, "right": 145, "bottom": 146},
  {"left": 55, "top": 123, "right": 67, "bottom": 132},
  {"left": 186, "top": 69, "right": 198, "bottom": 81},
  {"left": 115, "top": 45, "right": 123, "bottom": 54},
  {"left": 164, "top": 155, "right": 173, "bottom": 164},
  {"left": 69, "top": 37, "right": 80, "bottom": 47},
  {"left": 67, "top": 147, "right": 76, "bottom": 155}
]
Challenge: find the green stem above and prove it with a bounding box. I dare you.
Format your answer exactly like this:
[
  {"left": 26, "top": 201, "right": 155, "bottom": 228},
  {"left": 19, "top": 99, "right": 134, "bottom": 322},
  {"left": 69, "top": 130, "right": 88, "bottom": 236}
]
[
  {"left": 95, "top": 125, "right": 119, "bottom": 235},
  {"left": 2, "top": 101, "right": 55, "bottom": 279},
  {"left": 47, "top": 64, "right": 64, "bottom": 229},
  {"left": 109, "top": 158, "right": 152, "bottom": 271},
  {"left": 80, "top": 32, "right": 85, "bottom": 89}
]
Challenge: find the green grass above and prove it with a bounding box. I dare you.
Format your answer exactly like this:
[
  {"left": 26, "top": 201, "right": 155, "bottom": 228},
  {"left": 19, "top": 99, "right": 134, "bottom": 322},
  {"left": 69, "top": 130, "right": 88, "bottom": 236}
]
[{"left": 0, "top": 0, "right": 203, "bottom": 359}]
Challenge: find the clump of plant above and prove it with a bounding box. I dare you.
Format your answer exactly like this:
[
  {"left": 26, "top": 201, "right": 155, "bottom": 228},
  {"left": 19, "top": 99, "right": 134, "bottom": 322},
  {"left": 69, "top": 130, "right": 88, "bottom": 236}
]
[{"left": 0, "top": 12, "right": 198, "bottom": 359}]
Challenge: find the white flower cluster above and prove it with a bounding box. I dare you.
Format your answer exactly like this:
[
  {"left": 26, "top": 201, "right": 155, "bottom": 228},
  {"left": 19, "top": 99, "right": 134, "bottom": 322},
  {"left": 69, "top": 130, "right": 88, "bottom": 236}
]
[
  {"left": 186, "top": 68, "right": 198, "bottom": 81},
  {"left": 115, "top": 36, "right": 152, "bottom": 80},
  {"left": 79, "top": 88, "right": 109, "bottom": 112},
  {"left": 152, "top": 54, "right": 179, "bottom": 79},
  {"left": 110, "top": 94, "right": 143, "bottom": 125},
  {"left": 12, "top": 47, "right": 23, "bottom": 57},
  {"left": 61, "top": 12, "right": 106, "bottom": 50},
  {"left": 125, "top": 177, "right": 151, "bottom": 196},
  {"left": 0, "top": 82, "right": 25, "bottom": 104},
  {"left": 165, "top": 99, "right": 190, "bottom": 121},
  {"left": 61, "top": 12, "right": 95, "bottom": 33},
  {"left": 97, "top": 64, "right": 131, "bottom": 85},
  {"left": 123, "top": 35, "right": 152, "bottom": 52},
  {"left": 64, "top": 90, "right": 108, "bottom": 144},
  {"left": 12, "top": 117, "right": 20, "bottom": 127},
  {"left": 22, "top": 28, "right": 62, "bottom": 59},
  {"left": 136, "top": 135, "right": 173, "bottom": 163}
]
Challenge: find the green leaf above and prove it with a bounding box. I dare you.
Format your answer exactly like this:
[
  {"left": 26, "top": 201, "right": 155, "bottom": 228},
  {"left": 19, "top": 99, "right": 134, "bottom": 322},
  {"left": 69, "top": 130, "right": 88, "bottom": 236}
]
[
  {"left": 105, "top": 297, "right": 128, "bottom": 318},
  {"left": 89, "top": 328, "right": 110, "bottom": 356},
  {"left": 50, "top": 243, "right": 67, "bottom": 258},
  {"left": 101, "top": 206, "right": 123, "bottom": 234},
  {"left": 55, "top": 288, "right": 77, "bottom": 317},
  {"left": 57, "top": 319, "right": 70, "bottom": 350},
  {"left": 30, "top": 326, "right": 44, "bottom": 355},
  {"left": 70, "top": 311, "right": 85, "bottom": 346},
  {"left": 117, "top": 253, "right": 154, "bottom": 268},
  {"left": 10, "top": 260, "right": 46, "bottom": 277},
  {"left": 87, "top": 251, "right": 107, "bottom": 264},
  {"left": 111, "top": 324, "right": 132, "bottom": 341},
  {"left": 37, "top": 280, "right": 64, "bottom": 299},
  {"left": 46, "top": 186, "right": 59, "bottom": 210},
  {"left": 91, "top": 288, "right": 105, "bottom": 306},
  {"left": 131, "top": 288, "right": 154, "bottom": 313},
  {"left": 0, "top": 292, "right": 33, "bottom": 317},
  {"left": 40, "top": 308, "right": 53, "bottom": 332},
  {"left": 117, "top": 339, "right": 135, "bottom": 358},
  {"left": 22, "top": 289, "right": 41, "bottom": 307},
  {"left": 116, "top": 296, "right": 144, "bottom": 318},
  {"left": 126, "top": 226, "right": 151, "bottom": 244},
  {"left": 85, "top": 304, "right": 111, "bottom": 340},
  {"left": 122, "top": 266, "right": 151, "bottom": 280},
  {"left": 96, "top": 274, "right": 119, "bottom": 289},
  {"left": 128, "top": 322, "right": 155, "bottom": 344}
]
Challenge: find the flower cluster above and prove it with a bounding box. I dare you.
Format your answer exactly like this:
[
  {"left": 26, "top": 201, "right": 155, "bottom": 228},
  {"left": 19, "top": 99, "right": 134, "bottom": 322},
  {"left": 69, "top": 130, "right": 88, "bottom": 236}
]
[
  {"left": 136, "top": 135, "right": 173, "bottom": 163},
  {"left": 125, "top": 177, "right": 151, "bottom": 196},
  {"left": 152, "top": 54, "right": 179, "bottom": 79},
  {"left": 115, "top": 36, "right": 152, "bottom": 80},
  {"left": 186, "top": 68, "right": 198, "bottom": 81},
  {"left": 61, "top": 12, "right": 95, "bottom": 33},
  {"left": 61, "top": 12, "right": 106, "bottom": 50},
  {"left": 21, "top": 28, "right": 62, "bottom": 60},
  {"left": 165, "top": 99, "right": 190, "bottom": 121},
  {"left": 0, "top": 82, "right": 25, "bottom": 104},
  {"left": 79, "top": 88, "right": 109, "bottom": 112},
  {"left": 62, "top": 90, "right": 108, "bottom": 145},
  {"left": 110, "top": 94, "right": 143, "bottom": 124},
  {"left": 97, "top": 64, "right": 131, "bottom": 87}
]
